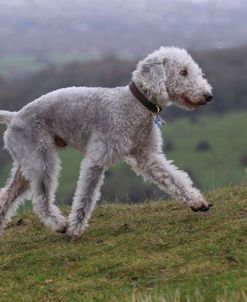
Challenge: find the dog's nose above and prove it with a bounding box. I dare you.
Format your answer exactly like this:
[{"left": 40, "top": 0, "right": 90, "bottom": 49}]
[{"left": 204, "top": 93, "right": 213, "bottom": 102}]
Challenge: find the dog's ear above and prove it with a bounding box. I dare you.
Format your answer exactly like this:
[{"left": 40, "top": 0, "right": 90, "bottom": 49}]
[{"left": 140, "top": 59, "right": 169, "bottom": 106}]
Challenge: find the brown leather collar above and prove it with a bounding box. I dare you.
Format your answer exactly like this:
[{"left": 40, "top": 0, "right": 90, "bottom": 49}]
[{"left": 129, "top": 81, "right": 162, "bottom": 115}]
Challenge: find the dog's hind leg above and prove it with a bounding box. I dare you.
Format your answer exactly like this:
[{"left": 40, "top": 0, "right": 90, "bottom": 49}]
[
  {"left": 67, "top": 157, "right": 106, "bottom": 240},
  {"left": 23, "top": 149, "right": 67, "bottom": 233},
  {"left": 0, "top": 165, "right": 30, "bottom": 235}
]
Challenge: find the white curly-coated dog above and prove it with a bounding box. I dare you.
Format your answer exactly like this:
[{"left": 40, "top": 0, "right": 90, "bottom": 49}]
[{"left": 0, "top": 47, "right": 213, "bottom": 240}]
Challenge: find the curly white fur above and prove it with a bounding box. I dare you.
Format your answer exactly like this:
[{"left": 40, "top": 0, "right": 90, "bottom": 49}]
[{"left": 0, "top": 47, "right": 212, "bottom": 240}]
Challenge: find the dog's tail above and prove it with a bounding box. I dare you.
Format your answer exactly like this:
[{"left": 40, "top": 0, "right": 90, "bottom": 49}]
[{"left": 0, "top": 110, "right": 16, "bottom": 125}]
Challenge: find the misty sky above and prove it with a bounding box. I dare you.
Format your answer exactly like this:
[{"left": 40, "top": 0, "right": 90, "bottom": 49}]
[{"left": 0, "top": 0, "right": 246, "bottom": 58}]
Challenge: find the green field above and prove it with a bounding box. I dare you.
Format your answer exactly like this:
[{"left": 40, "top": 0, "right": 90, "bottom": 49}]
[
  {"left": 164, "top": 112, "right": 247, "bottom": 190},
  {"left": 0, "top": 186, "right": 247, "bottom": 301},
  {"left": 0, "top": 111, "right": 246, "bottom": 204},
  {"left": 0, "top": 54, "right": 45, "bottom": 77},
  {"left": 0, "top": 52, "right": 101, "bottom": 77}
]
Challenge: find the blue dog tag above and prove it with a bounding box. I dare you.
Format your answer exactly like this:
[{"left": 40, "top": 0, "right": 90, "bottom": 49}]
[{"left": 155, "top": 115, "right": 167, "bottom": 128}]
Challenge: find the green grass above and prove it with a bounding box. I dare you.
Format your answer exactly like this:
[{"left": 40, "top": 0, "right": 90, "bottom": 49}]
[{"left": 0, "top": 186, "right": 247, "bottom": 301}]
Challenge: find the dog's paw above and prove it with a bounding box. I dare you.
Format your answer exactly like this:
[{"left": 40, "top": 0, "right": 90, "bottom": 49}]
[
  {"left": 66, "top": 227, "right": 83, "bottom": 241},
  {"left": 190, "top": 203, "right": 213, "bottom": 212},
  {"left": 54, "top": 222, "right": 68, "bottom": 233},
  {"left": 48, "top": 216, "right": 68, "bottom": 233}
]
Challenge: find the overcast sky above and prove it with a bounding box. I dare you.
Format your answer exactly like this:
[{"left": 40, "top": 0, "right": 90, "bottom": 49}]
[{"left": 0, "top": 0, "right": 246, "bottom": 58}]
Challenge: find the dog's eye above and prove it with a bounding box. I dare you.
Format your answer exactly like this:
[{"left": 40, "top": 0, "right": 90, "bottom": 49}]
[{"left": 180, "top": 69, "right": 188, "bottom": 76}]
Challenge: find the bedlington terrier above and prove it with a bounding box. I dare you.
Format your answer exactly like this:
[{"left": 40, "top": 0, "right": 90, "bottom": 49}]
[{"left": 0, "top": 47, "right": 213, "bottom": 240}]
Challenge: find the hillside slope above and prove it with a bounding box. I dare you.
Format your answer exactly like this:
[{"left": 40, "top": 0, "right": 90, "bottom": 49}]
[{"left": 0, "top": 186, "right": 247, "bottom": 301}]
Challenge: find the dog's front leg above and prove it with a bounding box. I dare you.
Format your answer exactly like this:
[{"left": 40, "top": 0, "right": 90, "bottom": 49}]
[
  {"left": 67, "top": 158, "right": 106, "bottom": 240},
  {"left": 127, "top": 152, "right": 211, "bottom": 211}
]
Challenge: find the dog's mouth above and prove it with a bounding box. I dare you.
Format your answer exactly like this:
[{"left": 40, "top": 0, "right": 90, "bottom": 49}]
[{"left": 181, "top": 95, "right": 207, "bottom": 111}]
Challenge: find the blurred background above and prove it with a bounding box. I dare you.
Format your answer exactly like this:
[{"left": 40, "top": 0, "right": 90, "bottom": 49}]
[{"left": 0, "top": 0, "right": 246, "bottom": 203}]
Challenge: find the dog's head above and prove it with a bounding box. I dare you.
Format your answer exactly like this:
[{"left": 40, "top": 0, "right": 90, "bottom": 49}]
[{"left": 132, "top": 47, "right": 213, "bottom": 110}]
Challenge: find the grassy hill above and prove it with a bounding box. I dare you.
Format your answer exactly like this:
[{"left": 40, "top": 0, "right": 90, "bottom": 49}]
[{"left": 0, "top": 186, "right": 247, "bottom": 301}]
